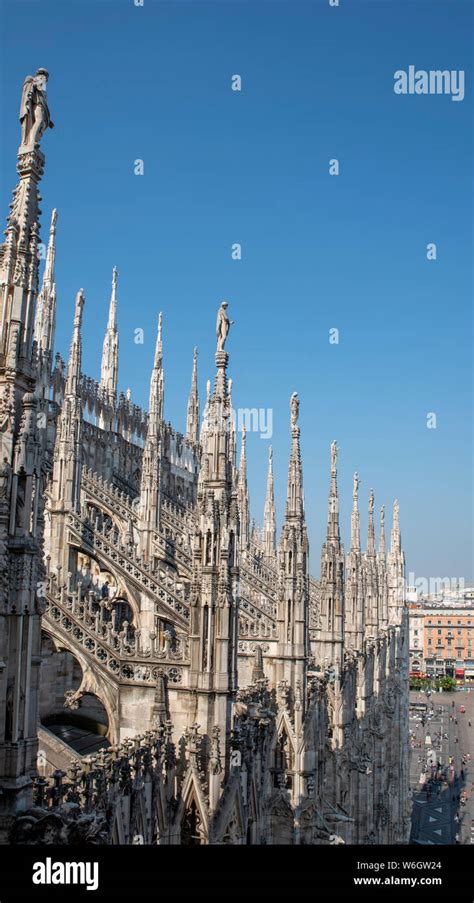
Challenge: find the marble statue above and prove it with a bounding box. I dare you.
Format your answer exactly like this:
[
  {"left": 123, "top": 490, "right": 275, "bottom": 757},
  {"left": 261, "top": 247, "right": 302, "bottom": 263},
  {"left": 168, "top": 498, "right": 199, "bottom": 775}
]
[
  {"left": 290, "top": 391, "right": 299, "bottom": 427},
  {"left": 19, "top": 69, "right": 54, "bottom": 148},
  {"left": 353, "top": 471, "right": 359, "bottom": 497},
  {"left": 216, "top": 302, "right": 233, "bottom": 352}
]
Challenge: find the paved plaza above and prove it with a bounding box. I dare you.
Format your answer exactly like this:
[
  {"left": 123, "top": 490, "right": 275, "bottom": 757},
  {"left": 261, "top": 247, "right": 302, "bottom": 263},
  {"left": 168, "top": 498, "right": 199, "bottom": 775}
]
[{"left": 409, "top": 688, "right": 474, "bottom": 844}]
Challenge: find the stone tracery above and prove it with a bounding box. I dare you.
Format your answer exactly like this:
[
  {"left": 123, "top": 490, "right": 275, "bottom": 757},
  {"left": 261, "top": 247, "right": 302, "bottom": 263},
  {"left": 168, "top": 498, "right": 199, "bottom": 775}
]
[{"left": 0, "top": 70, "right": 410, "bottom": 846}]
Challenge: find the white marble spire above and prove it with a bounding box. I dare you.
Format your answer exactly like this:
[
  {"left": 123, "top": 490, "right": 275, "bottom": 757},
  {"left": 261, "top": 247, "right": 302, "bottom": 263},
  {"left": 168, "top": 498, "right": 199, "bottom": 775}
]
[
  {"left": 350, "top": 471, "right": 360, "bottom": 552},
  {"left": 100, "top": 266, "right": 119, "bottom": 406},
  {"left": 186, "top": 347, "right": 199, "bottom": 444},
  {"left": 148, "top": 311, "right": 164, "bottom": 436},
  {"left": 263, "top": 445, "right": 276, "bottom": 557},
  {"left": 238, "top": 427, "right": 249, "bottom": 549}
]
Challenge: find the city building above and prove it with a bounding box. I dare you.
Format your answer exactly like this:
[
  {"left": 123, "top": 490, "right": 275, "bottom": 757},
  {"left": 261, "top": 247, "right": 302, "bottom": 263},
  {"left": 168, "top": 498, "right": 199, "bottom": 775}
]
[
  {"left": 408, "top": 607, "right": 425, "bottom": 674},
  {"left": 0, "top": 70, "right": 410, "bottom": 846},
  {"left": 423, "top": 609, "right": 474, "bottom": 681}
]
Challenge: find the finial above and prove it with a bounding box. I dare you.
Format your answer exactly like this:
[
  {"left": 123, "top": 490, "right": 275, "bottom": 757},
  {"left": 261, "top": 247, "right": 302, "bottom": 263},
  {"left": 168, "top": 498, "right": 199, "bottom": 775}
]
[
  {"left": 367, "top": 488, "right": 375, "bottom": 554},
  {"left": 351, "top": 472, "right": 361, "bottom": 551},
  {"left": 158, "top": 311, "right": 163, "bottom": 342},
  {"left": 331, "top": 440, "right": 338, "bottom": 472},
  {"left": 353, "top": 471, "right": 359, "bottom": 500},
  {"left": 379, "top": 504, "right": 386, "bottom": 557},
  {"left": 240, "top": 426, "right": 247, "bottom": 469},
  {"left": 74, "top": 288, "right": 84, "bottom": 319},
  {"left": 216, "top": 301, "right": 234, "bottom": 353},
  {"left": 112, "top": 265, "right": 118, "bottom": 286},
  {"left": 290, "top": 392, "right": 299, "bottom": 429},
  {"left": 269, "top": 445, "right": 273, "bottom": 464},
  {"left": 391, "top": 499, "right": 401, "bottom": 553}
]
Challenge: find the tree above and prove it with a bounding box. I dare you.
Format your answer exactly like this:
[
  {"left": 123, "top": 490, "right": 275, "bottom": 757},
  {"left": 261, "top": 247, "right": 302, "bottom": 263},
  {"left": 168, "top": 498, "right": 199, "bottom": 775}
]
[{"left": 435, "top": 676, "right": 457, "bottom": 692}]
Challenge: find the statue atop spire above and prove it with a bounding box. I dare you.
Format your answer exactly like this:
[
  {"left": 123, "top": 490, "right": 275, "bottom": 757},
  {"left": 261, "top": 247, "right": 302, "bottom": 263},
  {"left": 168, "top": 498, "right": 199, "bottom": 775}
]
[
  {"left": 379, "top": 505, "right": 386, "bottom": 557},
  {"left": 353, "top": 471, "right": 359, "bottom": 500},
  {"left": 351, "top": 471, "right": 360, "bottom": 552},
  {"left": 216, "top": 302, "right": 234, "bottom": 353},
  {"left": 290, "top": 391, "right": 299, "bottom": 429},
  {"left": 19, "top": 69, "right": 54, "bottom": 149},
  {"left": 391, "top": 499, "right": 401, "bottom": 553},
  {"left": 326, "top": 441, "right": 340, "bottom": 542},
  {"left": 0, "top": 71, "right": 54, "bottom": 371},
  {"left": 285, "top": 393, "right": 304, "bottom": 521},
  {"left": 109, "top": 266, "right": 118, "bottom": 324},
  {"left": 0, "top": 76, "right": 55, "bottom": 816}
]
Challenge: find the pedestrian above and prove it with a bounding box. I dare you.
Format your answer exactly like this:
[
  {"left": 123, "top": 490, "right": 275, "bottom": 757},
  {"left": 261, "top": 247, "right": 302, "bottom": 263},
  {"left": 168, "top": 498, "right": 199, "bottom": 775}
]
[{"left": 469, "top": 720, "right": 471, "bottom": 727}]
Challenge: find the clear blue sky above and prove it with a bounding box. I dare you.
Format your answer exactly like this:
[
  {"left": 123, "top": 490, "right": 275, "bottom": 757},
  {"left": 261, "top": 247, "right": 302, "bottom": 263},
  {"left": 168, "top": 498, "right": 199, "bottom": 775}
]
[{"left": 1, "top": 0, "right": 472, "bottom": 582}]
